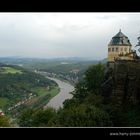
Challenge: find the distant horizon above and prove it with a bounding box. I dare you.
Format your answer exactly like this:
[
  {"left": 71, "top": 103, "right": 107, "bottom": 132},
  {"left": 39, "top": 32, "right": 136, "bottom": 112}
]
[{"left": 0, "top": 55, "right": 106, "bottom": 61}]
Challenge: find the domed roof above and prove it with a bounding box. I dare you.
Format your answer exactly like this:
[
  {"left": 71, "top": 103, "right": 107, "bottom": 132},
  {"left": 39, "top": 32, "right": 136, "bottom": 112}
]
[{"left": 109, "top": 29, "right": 132, "bottom": 46}]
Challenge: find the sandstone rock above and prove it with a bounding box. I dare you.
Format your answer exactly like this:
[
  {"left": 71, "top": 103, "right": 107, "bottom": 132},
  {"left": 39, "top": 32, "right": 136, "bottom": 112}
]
[{"left": 102, "top": 60, "right": 140, "bottom": 105}]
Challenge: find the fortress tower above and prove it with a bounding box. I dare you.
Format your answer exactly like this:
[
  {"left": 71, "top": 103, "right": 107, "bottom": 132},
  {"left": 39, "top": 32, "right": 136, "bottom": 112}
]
[{"left": 108, "top": 29, "right": 132, "bottom": 62}]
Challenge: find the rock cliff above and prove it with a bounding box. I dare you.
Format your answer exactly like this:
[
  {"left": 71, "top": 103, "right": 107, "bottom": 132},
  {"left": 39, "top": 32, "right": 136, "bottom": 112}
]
[{"left": 102, "top": 60, "right": 140, "bottom": 105}]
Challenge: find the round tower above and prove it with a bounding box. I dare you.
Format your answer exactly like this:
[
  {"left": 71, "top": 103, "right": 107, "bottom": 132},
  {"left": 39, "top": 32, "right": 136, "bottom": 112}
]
[{"left": 108, "top": 29, "right": 132, "bottom": 62}]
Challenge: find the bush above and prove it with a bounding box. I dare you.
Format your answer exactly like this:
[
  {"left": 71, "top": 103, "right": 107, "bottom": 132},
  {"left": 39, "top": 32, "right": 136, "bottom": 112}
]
[
  {"left": 85, "top": 63, "right": 105, "bottom": 94},
  {"left": 57, "top": 104, "right": 112, "bottom": 127},
  {"left": 18, "top": 108, "right": 56, "bottom": 127},
  {"left": 0, "top": 116, "right": 11, "bottom": 127}
]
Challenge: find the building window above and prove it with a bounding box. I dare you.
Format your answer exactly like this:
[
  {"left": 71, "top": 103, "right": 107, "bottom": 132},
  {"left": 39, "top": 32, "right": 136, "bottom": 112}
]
[
  {"left": 108, "top": 48, "right": 111, "bottom": 52},
  {"left": 124, "top": 48, "right": 127, "bottom": 52},
  {"left": 121, "top": 48, "right": 123, "bottom": 52},
  {"left": 116, "top": 47, "right": 118, "bottom": 52},
  {"left": 112, "top": 48, "right": 114, "bottom": 52}
]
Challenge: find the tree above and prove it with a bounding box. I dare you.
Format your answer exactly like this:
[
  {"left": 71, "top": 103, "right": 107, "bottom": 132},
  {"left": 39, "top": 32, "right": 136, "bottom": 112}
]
[
  {"left": 0, "top": 116, "right": 11, "bottom": 127},
  {"left": 18, "top": 108, "right": 35, "bottom": 127},
  {"left": 72, "top": 63, "right": 105, "bottom": 102},
  {"left": 85, "top": 63, "right": 105, "bottom": 94},
  {"left": 57, "top": 104, "right": 112, "bottom": 127},
  {"left": 18, "top": 108, "right": 56, "bottom": 127},
  {"left": 72, "top": 81, "right": 88, "bottom": 101},
  {"left": 31, "top": 108, "right": 56, "bottom": 127}
]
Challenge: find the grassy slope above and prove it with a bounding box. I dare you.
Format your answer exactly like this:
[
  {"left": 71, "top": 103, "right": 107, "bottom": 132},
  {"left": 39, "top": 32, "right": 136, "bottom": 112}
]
[
  {"left": 32, "top": 86, "right": 60, "bottom": 97},
  {"left": 2, "top": 67, "right": 22, "bottom": 74}
]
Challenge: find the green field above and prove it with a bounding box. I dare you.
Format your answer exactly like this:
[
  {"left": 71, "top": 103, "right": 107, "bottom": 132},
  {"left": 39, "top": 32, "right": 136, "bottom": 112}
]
[
  {"left": 48, "top": 87, "right": 60, "bottom": 98},
  {"left": 31, "top": 86, "right": 60, "bottom": 97},
  {"left": 1, "top": 67, "right": 22, "bottom": 74},
  {"left": 32, "top": 87, "right": 49, "bottom": 97}
]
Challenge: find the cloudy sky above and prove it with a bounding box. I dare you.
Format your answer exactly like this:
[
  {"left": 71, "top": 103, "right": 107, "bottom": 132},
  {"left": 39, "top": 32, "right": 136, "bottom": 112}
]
[{"left": 0, "top": 12, "right": 140, "bottom": 60}]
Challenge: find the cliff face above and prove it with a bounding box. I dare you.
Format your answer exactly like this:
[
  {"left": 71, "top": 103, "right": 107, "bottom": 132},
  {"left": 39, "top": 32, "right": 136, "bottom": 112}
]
[{"left": 102, "top": 60, "right": 140, "bottom": 105}]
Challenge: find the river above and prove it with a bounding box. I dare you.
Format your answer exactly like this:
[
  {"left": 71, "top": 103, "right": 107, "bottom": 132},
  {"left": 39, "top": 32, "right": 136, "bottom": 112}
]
[{"left": 44, "top": 77, "right": 74, "bottom": 110}]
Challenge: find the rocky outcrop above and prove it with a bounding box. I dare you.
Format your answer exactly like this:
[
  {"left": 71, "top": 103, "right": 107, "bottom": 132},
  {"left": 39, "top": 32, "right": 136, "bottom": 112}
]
[{"left": 102, "top": 60, "right": 140, "bottom": 105}]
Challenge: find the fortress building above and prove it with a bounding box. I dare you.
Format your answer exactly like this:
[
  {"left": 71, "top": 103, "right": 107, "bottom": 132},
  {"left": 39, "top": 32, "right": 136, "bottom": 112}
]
[
  {"left": 102, "top": 31, "right": 140, "bottom": 105},
  {"left": 108, "top": 29, "right": 132, "bottom": 62}
]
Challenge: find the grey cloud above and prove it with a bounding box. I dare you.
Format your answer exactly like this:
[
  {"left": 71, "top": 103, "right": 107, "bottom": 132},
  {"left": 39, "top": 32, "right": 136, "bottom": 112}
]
[{"left": 0, "top": 13, "right": 140, "bottom": 59}]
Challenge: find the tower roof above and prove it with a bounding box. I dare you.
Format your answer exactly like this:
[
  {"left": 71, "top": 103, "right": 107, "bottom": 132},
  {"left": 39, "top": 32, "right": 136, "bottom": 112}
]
[{"left": 109, "top": 30, "right": 132, "bottom": 46}]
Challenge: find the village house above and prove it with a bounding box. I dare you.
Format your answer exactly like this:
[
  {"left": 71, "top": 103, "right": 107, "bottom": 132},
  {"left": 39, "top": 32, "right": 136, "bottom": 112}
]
[
  {"left": 70, "top": 69, "right": 80, "bottom": 74},
  {"left": 0, "top": 109, "right": 5, "bottom": 116}
]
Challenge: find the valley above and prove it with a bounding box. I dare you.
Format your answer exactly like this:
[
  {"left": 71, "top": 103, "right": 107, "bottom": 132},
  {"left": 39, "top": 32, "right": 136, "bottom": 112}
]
[{"left": 0, "top": 57, "right": 105, "bottom": 126}]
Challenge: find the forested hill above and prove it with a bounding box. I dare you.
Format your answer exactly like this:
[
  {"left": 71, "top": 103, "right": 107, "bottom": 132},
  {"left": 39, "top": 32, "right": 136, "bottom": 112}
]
[{"left": 0, "top": 63, "right": 58, "bottom": 116}]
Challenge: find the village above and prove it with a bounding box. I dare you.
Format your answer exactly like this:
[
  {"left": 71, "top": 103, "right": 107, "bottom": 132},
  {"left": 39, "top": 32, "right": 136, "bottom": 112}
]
[
  {"left": 0, "top": 92, "right": 37, "bottom": 118},
  {"left": 36, "top": 69, "right": 80, "bottom": 85},
  {"left": 7, "top": 93, "right": 37, "bottom": 112}
]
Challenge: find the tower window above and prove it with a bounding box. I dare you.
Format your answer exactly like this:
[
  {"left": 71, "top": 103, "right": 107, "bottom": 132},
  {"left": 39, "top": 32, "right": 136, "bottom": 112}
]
[
  {"left": 116, "top": 47, "right": 118, "bottom": 52},
  {"left": 112, "top": 48, "right": 114, "bottom": 52}
]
